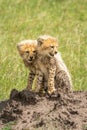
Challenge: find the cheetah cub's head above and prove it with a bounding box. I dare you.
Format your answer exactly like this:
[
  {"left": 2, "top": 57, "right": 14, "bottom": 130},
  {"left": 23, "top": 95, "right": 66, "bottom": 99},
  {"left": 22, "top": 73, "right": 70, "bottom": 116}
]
[
  {"left": 17, "top": 40, "right": 37, "bottom": 65},
  {"left": 37, "top": 35, "right": 58, "bottom": 57}
]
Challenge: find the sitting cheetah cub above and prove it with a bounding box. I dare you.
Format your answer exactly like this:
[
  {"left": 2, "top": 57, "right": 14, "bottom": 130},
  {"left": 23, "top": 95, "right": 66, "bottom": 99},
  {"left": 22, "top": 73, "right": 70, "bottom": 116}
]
[
  {"left": 17, "top": 40, "right": 37, "bottom": 90},
  {"left": 36, "top": 35, "right": 58, "bottom": 94},
  {"left": 36, "top": 35, "right": 72, "bottom": 95}
]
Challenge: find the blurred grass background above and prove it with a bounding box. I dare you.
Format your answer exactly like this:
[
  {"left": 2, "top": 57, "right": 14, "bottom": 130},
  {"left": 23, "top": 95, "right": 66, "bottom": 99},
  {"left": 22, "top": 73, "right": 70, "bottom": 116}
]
[{"left": 0, "top": 0, "right": 87, "bottom": 100}]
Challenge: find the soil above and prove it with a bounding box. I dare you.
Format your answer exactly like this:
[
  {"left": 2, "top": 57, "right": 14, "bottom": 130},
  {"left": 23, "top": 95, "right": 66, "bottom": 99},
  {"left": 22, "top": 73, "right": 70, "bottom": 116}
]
[{"left": 0, "top": 89, "right": 87, "bottom": 130}]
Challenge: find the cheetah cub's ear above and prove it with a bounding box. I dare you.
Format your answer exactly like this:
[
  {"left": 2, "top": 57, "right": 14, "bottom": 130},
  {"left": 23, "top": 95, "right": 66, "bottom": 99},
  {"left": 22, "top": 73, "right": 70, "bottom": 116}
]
[
  {"left": 37, "top": 35, "right": 51, "bottom": 46},
  {"left": 37, "top": 35, "right": 50, "bottom": 46},
  {"left": 37, "top": 38, "right": 44, "bottom": 46}
]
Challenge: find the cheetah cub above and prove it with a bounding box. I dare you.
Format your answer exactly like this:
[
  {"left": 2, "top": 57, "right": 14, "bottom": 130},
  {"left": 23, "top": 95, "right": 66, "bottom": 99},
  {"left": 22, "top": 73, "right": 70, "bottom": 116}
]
[
  {"left": 17, "top": 40, "right": 37, "bottom": 90},
  {"left": 36, "top": 35, "right": 58, "bottom": 94},
  {"left": 36, "top": 35, "right": 72, "bottom": 95}
]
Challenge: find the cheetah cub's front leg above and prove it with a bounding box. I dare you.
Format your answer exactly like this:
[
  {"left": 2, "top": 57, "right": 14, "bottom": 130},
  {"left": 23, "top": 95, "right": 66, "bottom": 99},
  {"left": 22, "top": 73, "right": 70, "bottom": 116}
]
[
  {"left": 35, "top": 70, "right": 45, "bottom": 94},
  {"left": 26, "top": 70, "right": 35, "bottom": 90},
  {"left": 48, "top": 64, "right": 56, "bottom": 94}
]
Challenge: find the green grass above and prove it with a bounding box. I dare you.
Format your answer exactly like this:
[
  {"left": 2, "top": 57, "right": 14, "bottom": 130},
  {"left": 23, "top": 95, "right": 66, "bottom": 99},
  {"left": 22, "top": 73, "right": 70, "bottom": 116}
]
[
  {"left": 1, "top": 122, "right": 15, "bottom": 130},
  {"left": 2, "top": 126, "right": 11, "bottom": 130},
  {"left": 0, "top": 0, "right": 87, "bottom": 100}
]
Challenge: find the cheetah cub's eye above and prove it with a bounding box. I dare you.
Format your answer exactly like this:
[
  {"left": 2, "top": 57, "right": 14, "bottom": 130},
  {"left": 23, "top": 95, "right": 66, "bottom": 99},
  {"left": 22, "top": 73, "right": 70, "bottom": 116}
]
[
  {"left": 25, "top": 50, "right": 29, "bottom": 54},
  {"left": 50, "top": 46, "right": 54, "bottom": 48},
  {"left": 33, "top": 50, "right": 36, "bottom": 53}
]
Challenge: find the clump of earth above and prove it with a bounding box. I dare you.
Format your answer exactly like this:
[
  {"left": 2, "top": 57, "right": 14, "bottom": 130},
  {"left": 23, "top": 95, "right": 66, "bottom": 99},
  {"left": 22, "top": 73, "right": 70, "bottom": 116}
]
[{"left": 0, "top": 89, "right": 87, "bottom": 130}]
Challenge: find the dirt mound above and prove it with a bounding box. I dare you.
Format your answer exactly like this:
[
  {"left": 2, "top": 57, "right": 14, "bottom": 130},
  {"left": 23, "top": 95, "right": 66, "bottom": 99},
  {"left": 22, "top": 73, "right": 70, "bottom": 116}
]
[{"left": 0, "top": 89, "right": 87, "bottom": 130}]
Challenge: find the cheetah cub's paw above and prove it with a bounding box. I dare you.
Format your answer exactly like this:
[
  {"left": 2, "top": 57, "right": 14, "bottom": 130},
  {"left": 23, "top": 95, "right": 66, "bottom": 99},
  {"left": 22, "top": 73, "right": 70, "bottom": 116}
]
[{"left": 48, "top": 88, "right": 56, "bottom": 95}]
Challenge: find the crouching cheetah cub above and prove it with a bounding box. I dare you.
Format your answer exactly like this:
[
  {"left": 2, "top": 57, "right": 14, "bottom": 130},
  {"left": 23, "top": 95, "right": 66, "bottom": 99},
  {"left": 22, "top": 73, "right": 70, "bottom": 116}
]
[
  {"left": 36, "top": 35, "right": 72, "bottom": 95},
  {"left": 17, "top": 40, "right": 37, "bottom": 90}
]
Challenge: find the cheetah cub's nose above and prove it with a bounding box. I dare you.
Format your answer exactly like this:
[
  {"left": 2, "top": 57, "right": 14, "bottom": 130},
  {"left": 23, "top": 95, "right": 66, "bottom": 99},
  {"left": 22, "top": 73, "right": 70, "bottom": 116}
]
[
  {"left": 29, "top": 56, "right": 33, "bottom": 61},
  {"left": 55, "top": 51, "right": 57, "bottom": 54}
]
